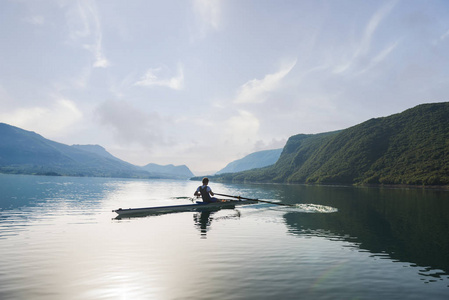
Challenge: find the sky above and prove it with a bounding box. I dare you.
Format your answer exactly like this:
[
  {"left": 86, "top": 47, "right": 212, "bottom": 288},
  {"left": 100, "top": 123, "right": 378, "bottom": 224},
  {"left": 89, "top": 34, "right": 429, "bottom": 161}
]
[{"left": 1, "top": 0, "right": 449, "bottom": 174}]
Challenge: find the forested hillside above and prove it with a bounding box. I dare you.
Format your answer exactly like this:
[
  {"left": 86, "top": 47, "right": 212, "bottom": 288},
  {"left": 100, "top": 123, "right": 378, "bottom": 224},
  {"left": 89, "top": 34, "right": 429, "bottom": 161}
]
[{"left": 213, "top": 102, "right": 449, "bottom": 186}]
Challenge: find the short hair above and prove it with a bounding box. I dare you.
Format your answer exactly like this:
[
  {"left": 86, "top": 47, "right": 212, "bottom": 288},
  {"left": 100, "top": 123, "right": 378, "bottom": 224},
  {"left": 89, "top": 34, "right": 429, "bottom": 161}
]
[{"left": 202, "top": 177, "right": 209, "bottom": 184}]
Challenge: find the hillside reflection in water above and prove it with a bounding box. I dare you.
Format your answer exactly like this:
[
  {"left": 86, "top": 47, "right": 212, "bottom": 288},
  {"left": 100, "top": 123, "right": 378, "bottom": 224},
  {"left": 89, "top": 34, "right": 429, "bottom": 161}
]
[{"left": 280, "top": 185, "right": 449, "bottom": 280}]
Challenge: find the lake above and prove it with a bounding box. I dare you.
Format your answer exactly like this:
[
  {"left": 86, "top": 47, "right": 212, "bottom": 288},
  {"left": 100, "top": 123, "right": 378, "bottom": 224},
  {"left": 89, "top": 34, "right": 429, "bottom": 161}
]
[{"left": 0, "top": 174, "right": 448, "bottom": 299}]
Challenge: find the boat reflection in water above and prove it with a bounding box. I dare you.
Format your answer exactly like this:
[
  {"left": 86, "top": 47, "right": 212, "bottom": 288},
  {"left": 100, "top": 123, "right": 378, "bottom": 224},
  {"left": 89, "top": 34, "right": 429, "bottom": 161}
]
[
  {"left": 112, "top": 200, "right": 246, "bottom": 239},
  {"left": 194, "top": 210, "right": 213, "bottom": 237},
  {"left": 114, "top": 201, "right": 241, "bottom": 239},
  {"left": 193, "top": 208, "right": 242, "bottom": 239}
]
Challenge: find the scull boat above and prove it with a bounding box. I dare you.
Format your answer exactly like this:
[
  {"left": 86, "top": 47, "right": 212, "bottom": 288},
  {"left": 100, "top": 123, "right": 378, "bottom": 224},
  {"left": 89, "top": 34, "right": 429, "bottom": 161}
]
[{"left": 113, "top": 199, "right": 258, "bottom": 217}]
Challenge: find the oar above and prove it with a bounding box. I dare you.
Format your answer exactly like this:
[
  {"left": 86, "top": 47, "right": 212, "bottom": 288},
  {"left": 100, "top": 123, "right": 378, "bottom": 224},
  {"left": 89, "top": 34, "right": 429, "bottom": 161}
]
[{"left": 214, "top": 193, "right": 293, "bottom": 207}]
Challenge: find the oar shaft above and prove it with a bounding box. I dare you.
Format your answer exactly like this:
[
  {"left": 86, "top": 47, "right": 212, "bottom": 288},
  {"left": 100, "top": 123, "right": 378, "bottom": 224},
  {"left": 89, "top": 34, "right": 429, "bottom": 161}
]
[
  {"left": 215, "top": 193, "right": 256, "bottom": 201},
  {"left": 215, "top": 193, "right": 292, "bottom": 206}
]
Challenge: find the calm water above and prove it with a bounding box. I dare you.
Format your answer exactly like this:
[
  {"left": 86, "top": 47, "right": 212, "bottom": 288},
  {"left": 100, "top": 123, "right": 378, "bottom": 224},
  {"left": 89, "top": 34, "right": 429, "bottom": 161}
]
[{"left": 0, "top": 174, "right": 448, "bottom": 300}]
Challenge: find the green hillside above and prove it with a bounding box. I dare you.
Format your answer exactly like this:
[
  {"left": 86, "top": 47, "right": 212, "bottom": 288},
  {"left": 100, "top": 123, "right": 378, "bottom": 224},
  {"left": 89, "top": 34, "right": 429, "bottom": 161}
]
[{"left": 212, "top": 102, "right": 449, "bottom": 186}]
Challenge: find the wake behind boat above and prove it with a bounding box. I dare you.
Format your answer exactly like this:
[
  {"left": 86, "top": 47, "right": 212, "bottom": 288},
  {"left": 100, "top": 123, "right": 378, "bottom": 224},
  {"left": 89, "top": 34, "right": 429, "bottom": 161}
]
[{"left": 113, "top": 199, "right": 258, "bottom": 217}]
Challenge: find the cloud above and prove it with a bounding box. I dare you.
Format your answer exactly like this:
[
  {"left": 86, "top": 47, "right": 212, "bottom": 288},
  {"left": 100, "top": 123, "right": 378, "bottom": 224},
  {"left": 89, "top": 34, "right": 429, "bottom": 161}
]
[
  {"left": 135, "top": 64, "right": 184, "bottom": 90},
  {"left": 211, "top": 110, "right": 287, "bottom": 167},
  {"left": 95, "top": 100, "right": 168, "bottom": 148},
  {"left": 357, "top": 40, "right": 400, "bottom": 75},
  {"left": 84, "top": 35, "right": 110, "bottom": 68},
  {"left": 64, "top": 0, "right": 110, "bottom": 68},
  {"left": 253, "top": 138, "right": 287, "bottom": 152},
  {"left": 360, "top": 0, "right": 397, "bottom": 54},
  {"left": 223, "top": 110, "right": 260, "bottom": 145},
  {"left": 333, "top": 0, "right": 398, "bottom": 74},
  {"left": 0, "top": 98, "right": 83, "bottom": 138},
  {"left": 234, "top": 60, "right": 297, "bottom": 104}
]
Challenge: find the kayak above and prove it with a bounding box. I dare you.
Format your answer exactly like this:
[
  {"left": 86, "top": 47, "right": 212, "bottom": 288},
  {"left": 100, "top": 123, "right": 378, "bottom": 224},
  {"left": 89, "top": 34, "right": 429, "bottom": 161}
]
[{"left": 113, "top": 199, "right": 258, "bottom": 217}]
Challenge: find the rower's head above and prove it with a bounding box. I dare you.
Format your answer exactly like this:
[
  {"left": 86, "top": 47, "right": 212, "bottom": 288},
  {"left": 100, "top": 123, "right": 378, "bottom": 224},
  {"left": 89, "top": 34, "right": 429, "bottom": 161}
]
[{"left": 202, "top": 177, "right": 209, "bottom": 185}]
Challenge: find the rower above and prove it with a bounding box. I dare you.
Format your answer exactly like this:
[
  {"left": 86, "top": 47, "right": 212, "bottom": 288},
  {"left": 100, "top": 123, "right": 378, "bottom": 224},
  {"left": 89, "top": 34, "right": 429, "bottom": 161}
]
[{"left": 194, "top": 177, "right": 218, "bottom": 203}]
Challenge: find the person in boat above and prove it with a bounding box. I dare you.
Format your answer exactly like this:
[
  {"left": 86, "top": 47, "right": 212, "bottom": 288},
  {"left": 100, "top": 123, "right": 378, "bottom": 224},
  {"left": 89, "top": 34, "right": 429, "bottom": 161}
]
[{"left": 194, "top": 177, "right": 218, "bottom": 203}]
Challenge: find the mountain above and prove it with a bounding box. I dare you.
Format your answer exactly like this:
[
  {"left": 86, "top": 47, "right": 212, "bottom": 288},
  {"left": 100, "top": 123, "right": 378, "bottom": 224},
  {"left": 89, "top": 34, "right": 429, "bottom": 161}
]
[
  {"left": 216, "top": 148, "right": 283, "bottom": 174},
  {"left": 73, "top": 145, "right": 194, "bottom": 179},
  {"left": 71, "top": 144, "right": 124, "bottom": 162},
  {"left": 141, "top": 163, "right": 194, "bottom": 179},
  {"left": 212, "top": 102, "right": 449, "bottom": 186},
  {"left": 0, "top": 123, "right": 193, "bottom": 179}
]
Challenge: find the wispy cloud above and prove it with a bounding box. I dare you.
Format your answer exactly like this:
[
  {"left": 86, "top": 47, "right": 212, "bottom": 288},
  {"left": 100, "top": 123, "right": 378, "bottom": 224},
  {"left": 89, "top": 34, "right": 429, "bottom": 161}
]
[
  {"left": 357, "top": 40, "right": 400, "bottom": 75},
  {"left": 234, "top": 60, "right": 297, "bottom": 104},
  {"left": 360, "top": 1, "right": 397, "bottom": 54},
  {"left": 135, "top": 64, "right": 184, "bottom": 90},
  {"left": 65, "top": 0, "right": 109, "bottom": 68},
  {"left": 333, "top": 0, "right": 398, "bottom": 74},
  {"left": 84, "top": 34, "right": 109, "bottom": 68}
]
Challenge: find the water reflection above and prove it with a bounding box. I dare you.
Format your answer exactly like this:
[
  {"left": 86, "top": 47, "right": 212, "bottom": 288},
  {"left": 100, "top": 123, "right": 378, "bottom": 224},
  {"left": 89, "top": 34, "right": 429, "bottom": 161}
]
[
  {"left": 281, "top": 186, "right": 449, "bottom": 280},
  {"left": 0, "top": 175, "right": 119, "bottom": 240},
  {"left": 194, "top": 210, "right": 214, "bottom": 238},
  {"left": 193, "top": 209, "right": 242, "bottom": 238},
  {"left": 114, "top": 205, "right": 241, "bottom": 239}
]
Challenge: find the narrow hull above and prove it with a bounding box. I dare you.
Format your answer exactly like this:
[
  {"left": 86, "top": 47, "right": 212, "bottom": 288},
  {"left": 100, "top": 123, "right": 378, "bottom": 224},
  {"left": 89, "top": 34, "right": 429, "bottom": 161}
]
[{"left": 113, "top": 199, "right": 258, "bottom": 216}]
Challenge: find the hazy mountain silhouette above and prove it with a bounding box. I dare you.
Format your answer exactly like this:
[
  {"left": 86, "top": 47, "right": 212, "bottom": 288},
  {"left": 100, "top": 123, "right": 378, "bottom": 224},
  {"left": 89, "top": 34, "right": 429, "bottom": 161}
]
[
  {"left": 216, "top": 149, "right": 282, "bottom": 174},
  {"left": 141, "top": 163, "right": 194, "bottom": 179},
  {"left": 0, "top": 123, "right": 193, "bottom": 179}
]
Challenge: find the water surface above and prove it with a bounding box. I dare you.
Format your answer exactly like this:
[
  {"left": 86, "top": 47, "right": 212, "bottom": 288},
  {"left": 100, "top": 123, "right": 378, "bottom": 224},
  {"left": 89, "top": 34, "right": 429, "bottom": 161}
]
[{"left": 0, "top": 174, "right": 448, "bottom": 299}]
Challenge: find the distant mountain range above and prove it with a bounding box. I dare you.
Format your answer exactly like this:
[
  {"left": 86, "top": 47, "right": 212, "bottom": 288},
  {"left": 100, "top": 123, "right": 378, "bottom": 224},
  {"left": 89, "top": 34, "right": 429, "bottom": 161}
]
[
  {"left": 216, "top": 148, "right": 283, "bottom": 174},
  {"left": 141, "top": 163, "right": 194, "bottom": 179},
  {"left": 212, "top": 102, "right": 449, "bottom": 186},
  {"left": 4, "top": 101, "right": 449, "bottom": 186},
  {"left": 0, "top": 123, "right": 193, "bottom": 179}
]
